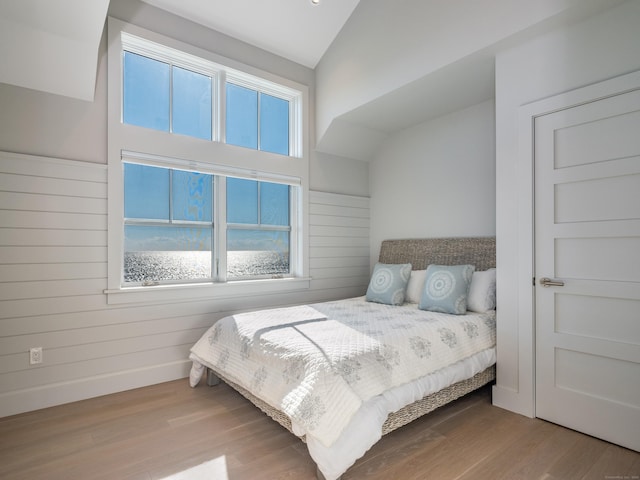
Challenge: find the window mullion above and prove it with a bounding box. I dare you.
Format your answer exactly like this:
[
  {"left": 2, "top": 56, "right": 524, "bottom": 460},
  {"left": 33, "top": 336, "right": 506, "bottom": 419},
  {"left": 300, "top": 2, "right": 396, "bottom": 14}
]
[
  {"left": 215, "top": 176, "right": 227, "bottom": 282},
  {"left": 227, "top": 224, "right": 290, "bottom": 232},
  {"left": 124, "top": 219, "right": 171, "bottom": 226},
  {"left": 257, "top": 181, "right": 261, "bottom": 226},
  {"left": 211, "top": 73, "right": 218, "bottom": 142},
  {"left": 169, "top": 169, "right": 174, "bottom": 223},
  {"left": 169, "top": 64, "right": 174, "bottom": 134},
  {"left": 218, "top": 71, "right": 226, "bottom": 145},
  {"left": 257, "top": 91, "right": 261, "bottom": 152}
]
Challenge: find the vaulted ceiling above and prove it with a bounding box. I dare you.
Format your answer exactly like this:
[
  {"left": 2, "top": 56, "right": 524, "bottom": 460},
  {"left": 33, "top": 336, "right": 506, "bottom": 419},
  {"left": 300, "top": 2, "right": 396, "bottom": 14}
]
[
  {"left": 0, "top": 0, "right": 358, "bottom": 101},
  {"left": 0, "top": 0, "right": 623, "bottom": 162},
  {"left": 139, "top": 0, "right": 360, "bottom": 69}
]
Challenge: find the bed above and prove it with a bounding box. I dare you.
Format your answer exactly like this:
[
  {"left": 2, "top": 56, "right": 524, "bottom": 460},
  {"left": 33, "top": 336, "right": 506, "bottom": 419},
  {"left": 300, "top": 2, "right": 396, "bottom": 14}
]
[{"left": 189, "top": 237, "right": 497, "bottom": 479}]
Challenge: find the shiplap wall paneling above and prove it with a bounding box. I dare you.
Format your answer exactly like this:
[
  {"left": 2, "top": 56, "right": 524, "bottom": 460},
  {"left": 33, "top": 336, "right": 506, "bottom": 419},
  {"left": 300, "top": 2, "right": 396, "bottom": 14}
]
[
  {"left": 0, "top": 153, "right": 371, "bottom": 417},
  {"left": 308, "top": 190, "right": 370, "bottom": 299},
  {"left": 0, "top": 152, "right": 218, "bottom": 416}
]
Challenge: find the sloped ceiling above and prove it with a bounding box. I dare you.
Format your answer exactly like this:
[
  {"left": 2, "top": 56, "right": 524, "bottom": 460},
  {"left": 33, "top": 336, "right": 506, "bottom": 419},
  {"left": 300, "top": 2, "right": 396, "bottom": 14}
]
[
  {"left": 140, "top": 0, "right": 360, "bottom": 69},
  {"left": 317, "top": 53, "right": 496, "bottom": 161},
  {"left": 314, "top": 0, "right": 628, "bottom": 161},
  {"left": 1, "top": 0, "right": 623, "bottom": 162},
  {"left": 0, "top": 0, "right": 109, "bottom": 102},
  {"left": 0, "top": 0, "right": 357, "bottom": 102}
]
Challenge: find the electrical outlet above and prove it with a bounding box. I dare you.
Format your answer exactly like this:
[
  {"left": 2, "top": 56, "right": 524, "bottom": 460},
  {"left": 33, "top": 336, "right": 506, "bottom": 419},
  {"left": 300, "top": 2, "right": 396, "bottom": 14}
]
[{"left": 29, "top": 347, "right": 43, "bottom": 365}]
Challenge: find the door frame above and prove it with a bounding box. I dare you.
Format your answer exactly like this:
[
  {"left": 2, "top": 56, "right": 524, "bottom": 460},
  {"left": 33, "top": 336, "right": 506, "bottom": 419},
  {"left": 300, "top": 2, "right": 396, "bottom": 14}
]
[{"left": 493, "top": 69, "right": 640, "bottom": 418}]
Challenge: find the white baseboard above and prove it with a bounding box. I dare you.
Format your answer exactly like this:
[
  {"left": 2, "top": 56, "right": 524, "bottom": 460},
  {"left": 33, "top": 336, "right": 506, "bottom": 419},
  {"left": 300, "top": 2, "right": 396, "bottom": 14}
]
[
  {"left": 0, "top": 360, "right": 191, "bottom": 418},
  {"left": 492, "top": 384, "right": 535, "bottom": 418}
]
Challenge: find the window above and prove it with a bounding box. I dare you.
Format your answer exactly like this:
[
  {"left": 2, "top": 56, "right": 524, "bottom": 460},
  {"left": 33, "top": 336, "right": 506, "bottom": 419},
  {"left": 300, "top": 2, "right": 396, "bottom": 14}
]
[
  {"left": 122, "top": 161, "right": 295, "bottom": 286},
  {"left": 123, "top": 52, "right": 171, "bottom": 133},
  {"left": 123, "top": 163, "right": 213, "bottom": 285},
  {"left": 226, "top": 84, "right": 290, "bottom": 155},
  {"left": 123, "top": 51, "right": 213, "bottom": 140},
  {"left": 107, "top": 18, "right": 309, "bottom": 303},
  {"left": 120, "top": 32, "right": 300, "bottom": 155},
  {"left": 226, "top": 178, "right": 290, "bottom": 279}
]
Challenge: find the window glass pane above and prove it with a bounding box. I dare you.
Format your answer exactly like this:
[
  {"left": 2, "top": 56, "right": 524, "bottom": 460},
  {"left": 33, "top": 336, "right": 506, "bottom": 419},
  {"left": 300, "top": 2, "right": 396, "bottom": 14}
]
[
  {"left": 124, "top": 163, "right": 169, "bottom": 220},
  {"left": 260, "top": 93, "right": 289, "bottom": 155},
  {"left": 173, "top": 66, "right": 212, "bottom": 140},
  {"left": 123, "top": 52, "right": 169, "bottom": 131},
  {"left": 172, "top": 170, "right": 213, "bottom": 222},
  {"left": 260, "top": 182, "right": 289, "bottom": 226},
  {"left": 227, "top": 230, "right": 289, "bottom": 278},
  {"left": 227, "top": 177, "right": 258, "bottom": 224},
  {"left": 226, "top": 83, "right": 258, "bottom": 149},
  {"left": 124, "top": 225, "right": 212, "bottom": 283}
]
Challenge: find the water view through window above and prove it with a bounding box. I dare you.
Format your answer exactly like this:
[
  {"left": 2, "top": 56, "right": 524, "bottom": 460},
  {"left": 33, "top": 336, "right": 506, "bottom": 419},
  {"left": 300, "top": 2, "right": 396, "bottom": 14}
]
[{"left": 123, "top": 164, "right": 290, "bottom": 284}]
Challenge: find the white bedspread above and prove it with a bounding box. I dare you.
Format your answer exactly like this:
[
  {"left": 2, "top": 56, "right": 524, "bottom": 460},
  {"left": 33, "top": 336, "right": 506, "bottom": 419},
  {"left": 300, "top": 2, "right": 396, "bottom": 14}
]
[
  {"left": 190, "top": 297, "right": 496, "bottom": 459},
  {"left": 305, "top": 348, "right": 495, "bottom": 480}
]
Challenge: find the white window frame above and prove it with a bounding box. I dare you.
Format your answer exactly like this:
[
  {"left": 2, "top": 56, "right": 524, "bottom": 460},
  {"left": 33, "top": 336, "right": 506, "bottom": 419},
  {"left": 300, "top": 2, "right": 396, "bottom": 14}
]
[{"left": 106, "top": 18, "right": 309, "bottom": 305}]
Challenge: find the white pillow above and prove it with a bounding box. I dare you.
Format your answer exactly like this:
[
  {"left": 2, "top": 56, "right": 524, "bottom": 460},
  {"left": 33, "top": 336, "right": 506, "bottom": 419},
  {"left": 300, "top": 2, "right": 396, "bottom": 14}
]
[
  {"left": 405, "top": 269, "right": 427, "bottom": 303},
  {"left": 467, "top": 268, "right": 497, "bottom": 312}
]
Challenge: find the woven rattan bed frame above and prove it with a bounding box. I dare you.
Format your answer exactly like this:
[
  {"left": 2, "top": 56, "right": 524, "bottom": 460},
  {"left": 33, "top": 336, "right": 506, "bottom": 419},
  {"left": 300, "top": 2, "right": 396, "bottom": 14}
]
[{"left": 206, "top": 237, "right": 496, "bottom": 479}]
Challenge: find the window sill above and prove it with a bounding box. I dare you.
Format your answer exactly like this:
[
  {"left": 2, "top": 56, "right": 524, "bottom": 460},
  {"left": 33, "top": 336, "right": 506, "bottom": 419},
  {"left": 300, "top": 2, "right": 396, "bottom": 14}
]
[{"left": 104, "top": 277, "right": 311, "bottom": 305}]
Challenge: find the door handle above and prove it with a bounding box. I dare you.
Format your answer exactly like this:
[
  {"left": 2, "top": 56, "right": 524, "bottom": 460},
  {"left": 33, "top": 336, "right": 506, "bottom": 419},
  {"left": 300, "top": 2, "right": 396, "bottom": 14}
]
[{"left": 539, "top": 277, "right": 565, "bottom": 287}]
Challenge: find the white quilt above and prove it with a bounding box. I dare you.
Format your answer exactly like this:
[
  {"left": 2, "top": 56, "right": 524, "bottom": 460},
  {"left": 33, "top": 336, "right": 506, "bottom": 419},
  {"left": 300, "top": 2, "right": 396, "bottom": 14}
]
[{"left": 189, "top": 297, "right": 496, "bottom": 450}]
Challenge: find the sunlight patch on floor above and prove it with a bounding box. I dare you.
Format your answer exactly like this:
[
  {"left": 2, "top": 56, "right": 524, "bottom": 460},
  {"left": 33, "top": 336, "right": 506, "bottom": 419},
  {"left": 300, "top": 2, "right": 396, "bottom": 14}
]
[{"left": 159, "top": 456, "right": 229, "bottom": 480}]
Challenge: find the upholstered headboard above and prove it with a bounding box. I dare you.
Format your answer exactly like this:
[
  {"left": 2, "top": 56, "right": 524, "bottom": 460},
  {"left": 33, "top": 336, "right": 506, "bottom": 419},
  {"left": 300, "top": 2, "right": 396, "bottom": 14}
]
[{"left": 378, "top": 237, "right": 496, "bottom": 271}]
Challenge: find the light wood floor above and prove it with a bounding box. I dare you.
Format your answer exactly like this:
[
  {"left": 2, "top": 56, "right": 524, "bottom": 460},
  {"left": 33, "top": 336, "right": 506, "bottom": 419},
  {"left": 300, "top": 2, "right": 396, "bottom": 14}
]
[{"left": 1, "top": 379, "right": 638, "bottom": 480}]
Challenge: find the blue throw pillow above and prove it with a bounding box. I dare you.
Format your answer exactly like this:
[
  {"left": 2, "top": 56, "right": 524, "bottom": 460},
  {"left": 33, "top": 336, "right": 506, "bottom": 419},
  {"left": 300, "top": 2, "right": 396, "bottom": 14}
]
[
  {"left": 419, "top": 264, "right": 475, "bottom": 314},
  {"left": 366, "top": 263, "right": 412, "bottom": 306}
]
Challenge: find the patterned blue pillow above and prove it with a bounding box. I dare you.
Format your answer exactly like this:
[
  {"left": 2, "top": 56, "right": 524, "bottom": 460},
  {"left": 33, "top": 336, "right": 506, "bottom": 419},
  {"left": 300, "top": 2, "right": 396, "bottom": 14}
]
[
  {"left": 366, "top": 263, "right": 412, "bottom": 306},
  {"left": 419, "top": 264, "right": 475, "bottom": 314}
]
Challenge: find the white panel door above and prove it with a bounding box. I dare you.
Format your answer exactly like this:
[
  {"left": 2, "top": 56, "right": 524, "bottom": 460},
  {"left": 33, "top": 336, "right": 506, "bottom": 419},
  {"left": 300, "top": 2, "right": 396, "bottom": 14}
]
[{"left": 534, "top": 86, "right": 640, "bottom": 452}]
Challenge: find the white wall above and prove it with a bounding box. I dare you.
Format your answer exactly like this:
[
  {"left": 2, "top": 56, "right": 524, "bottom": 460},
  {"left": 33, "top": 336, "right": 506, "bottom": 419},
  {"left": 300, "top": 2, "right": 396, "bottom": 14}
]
[
  {"left": 311, "top": 152, "right": 369, "bottom": 198},
  {"left": 0, "top": 0, "right": 370, "bottom": 417},
  {"left": 0, "top": 44, "right": 107, "bottom": 164},
  {"left": 369, "top": 100, "right": 496, "bottom": 263},
  {"left": 493, "top": 0, "right": 640, "bottom": 416}
]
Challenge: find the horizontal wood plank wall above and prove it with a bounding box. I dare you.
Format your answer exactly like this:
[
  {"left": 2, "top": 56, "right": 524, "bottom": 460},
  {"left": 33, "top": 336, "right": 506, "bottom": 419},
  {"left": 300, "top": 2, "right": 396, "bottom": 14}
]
[
  {"left": 0, "top": 152, "right": 370, "bottom": 418},
  {"left": 308, "top": 190, "right": 370, "bottom": 299}
]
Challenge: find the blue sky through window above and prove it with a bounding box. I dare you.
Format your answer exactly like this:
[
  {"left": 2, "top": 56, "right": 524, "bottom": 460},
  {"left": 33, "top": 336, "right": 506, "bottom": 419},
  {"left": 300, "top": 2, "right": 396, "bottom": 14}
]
[
  {"left": 123, "top": 52, "right": 170, "bottom": 131},
  {"left": 226, "top": 178, "right": 290, "bottom": 252},
  {"left": 227, "top": 177, "right": 257, "bottom": 224},
  {"left": 226, "top": 83, "right": 258, "bottom": 149},
  {"left": 124, "top": 164, "right": 213, "bottom": 252},
  {"left": 226, "top": 83, "right": 290, "bottom": 155},
  {"left": 123, "top": 52, "right": 290, "bottom": 154},
  {"left": 172, "top": 170, "right": 212, "bottom": 222},
  {"left": 172, "top": 66, "right": 212, "bottom": 140},
  {"left": 260, "top": 93, "right": 289, "bottom": 155},
  {"left": 124, "top": 163, "right": 169, "bottom": 220},
  {"left": 260, "top": 182, "right": 289, "bottom": 226},
  {"left": 124, "top": 164, "right": 289, "bottom": 254}
]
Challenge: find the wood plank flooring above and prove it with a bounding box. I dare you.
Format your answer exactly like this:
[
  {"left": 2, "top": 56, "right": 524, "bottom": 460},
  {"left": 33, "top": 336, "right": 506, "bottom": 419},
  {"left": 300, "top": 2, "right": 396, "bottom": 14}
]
[{"left": 0, "top": 379, "right": 638, "bottom": 480}]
